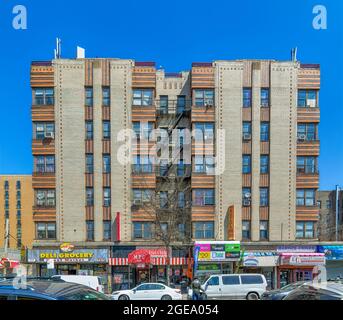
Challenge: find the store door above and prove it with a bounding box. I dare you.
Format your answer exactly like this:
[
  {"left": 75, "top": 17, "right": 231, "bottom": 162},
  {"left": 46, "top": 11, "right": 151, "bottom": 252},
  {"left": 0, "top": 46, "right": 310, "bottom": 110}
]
[{"left": 295, "top": 270, "right": 312, "bottom": 282}]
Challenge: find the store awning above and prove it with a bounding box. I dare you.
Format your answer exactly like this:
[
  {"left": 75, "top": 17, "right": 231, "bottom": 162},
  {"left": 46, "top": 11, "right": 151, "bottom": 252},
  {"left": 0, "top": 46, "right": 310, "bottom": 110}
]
[
  {"left": 0, "top": 258, "right": 20, "bottom": 269},
  {"left": 109, "top": 257, "right": 189, "bottom": 266},
  {"left": 279, "top": 253, "right": 325, "bottom": 266}
]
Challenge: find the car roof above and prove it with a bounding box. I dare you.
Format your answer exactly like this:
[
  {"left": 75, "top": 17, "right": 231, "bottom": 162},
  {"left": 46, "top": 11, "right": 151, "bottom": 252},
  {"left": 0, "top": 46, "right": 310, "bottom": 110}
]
[
  {"left": 301, "top": 282, "right": 343, "bottom": 295},
  {"left": 0, "top": 279, "right": 92, "bottom": 299}
]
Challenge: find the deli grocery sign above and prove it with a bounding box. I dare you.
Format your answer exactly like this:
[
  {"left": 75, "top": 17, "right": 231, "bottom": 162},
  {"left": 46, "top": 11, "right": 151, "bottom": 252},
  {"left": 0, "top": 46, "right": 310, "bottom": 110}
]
[
  {"left": 28, "top": 248, "right": 109, "bottom": 264},
  {"left": 195, "top": 241, "right": 241, "bottom": 262}
]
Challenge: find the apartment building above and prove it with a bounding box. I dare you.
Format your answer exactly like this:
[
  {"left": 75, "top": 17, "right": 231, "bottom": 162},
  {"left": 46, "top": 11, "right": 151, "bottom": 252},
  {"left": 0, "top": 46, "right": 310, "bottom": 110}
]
[
  {"left": 318, "top": 190, "right": 343, "bottom": 241},
  {"left": 29, "top": 57, "right": 320, "bottom": 285},
  {"left": 0, "top": 175, "right": 34, "bottom": 249}
]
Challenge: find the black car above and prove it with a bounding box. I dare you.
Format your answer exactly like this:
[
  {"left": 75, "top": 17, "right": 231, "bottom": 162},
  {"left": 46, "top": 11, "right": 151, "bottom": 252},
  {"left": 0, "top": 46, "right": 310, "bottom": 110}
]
[
  {"left": 0, "top": 279, "right": 111, "bottom": 300},
  {"left": 262, "top": 282, "right": 306, "bottom": 300},
  {"left": 284, "top": 282, "right": 343, "bottom": 300}
]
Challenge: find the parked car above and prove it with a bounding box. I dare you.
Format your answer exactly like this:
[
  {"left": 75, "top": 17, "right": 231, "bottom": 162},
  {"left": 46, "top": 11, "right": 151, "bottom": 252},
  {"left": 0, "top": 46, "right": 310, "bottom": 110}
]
[
  {"left": 0, "top": 279, "right": 111, "bottom": 300},
  {"left": 188, "top": 274, "right": 267, "bottom": 300},
  {"left": 51, "top": 275, "right": 104, "bottom": 293},
  {"left": 261, "top": 281, "right": 307, "bottom": 300},
  {"left": 283, "top": 282, "right": 343, "bottom": 300},
  {"left": 111, "top": 282, "right": 182, "bottom": 300}
]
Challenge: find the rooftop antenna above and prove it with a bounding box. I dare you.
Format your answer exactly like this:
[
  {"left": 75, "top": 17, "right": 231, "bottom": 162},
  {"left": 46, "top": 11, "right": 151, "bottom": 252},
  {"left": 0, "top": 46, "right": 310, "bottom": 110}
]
[
  {"left": 291, "top": 47, "right": 298, "bottom": 62},
  {"left": 55, "top": 38, "right": 62, "bottom": 59}
]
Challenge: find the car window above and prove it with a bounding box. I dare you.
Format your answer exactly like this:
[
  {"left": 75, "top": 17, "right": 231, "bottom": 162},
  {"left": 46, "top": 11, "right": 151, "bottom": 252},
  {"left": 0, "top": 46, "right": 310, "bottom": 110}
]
[
  {"left": 148, "top": 284, "right": 165, "bottom": 290},
  {"left": 240, "top": 275, "right": 264, "bottom": 285},
  {"left": 0, "top": 296, "right": 8, "bottom": 300},
  {"left": 60, "top": 288, "right": 110, "bottom": 300},
  {"left": 222, "top": 276, "right": 240, "bottom": 285},
  {"left": 136, "top": 284, "right": 149, "bottom": 291},
  {"left": 207, "top": 276, "right": 219, "bottom": 286}
]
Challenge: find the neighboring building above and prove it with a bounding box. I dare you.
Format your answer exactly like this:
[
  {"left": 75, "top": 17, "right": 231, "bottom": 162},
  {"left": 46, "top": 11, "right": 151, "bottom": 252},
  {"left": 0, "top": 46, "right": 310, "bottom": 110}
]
[
  {"left": 29, "top": 57, "right": 320, "bottom": 288},
  {"left": 0, "top": 175, "right": 34, "bottom": 249},
  {"left": 318, "top": 190, "right": 343, "bottom": 241}
]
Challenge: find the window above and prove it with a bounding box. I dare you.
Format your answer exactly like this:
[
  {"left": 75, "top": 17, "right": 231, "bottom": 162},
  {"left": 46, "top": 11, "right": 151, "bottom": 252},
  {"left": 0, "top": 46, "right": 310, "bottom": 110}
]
[
  {"left": 243, "top": 122, "right": 252, "bottom": 136},
  {"left": 193, "top": 222, "right": 214, "bottom": 239},
  {"left": 34, "top": 122, "right": 54, "bottom": 140},
  {"left": 297, "top": 123, "right": 317, "bottom": 141},
  {"left": 194, "top": 156, "right": 215, "bottom": 175},
  {"left": 133, "top": 89, "right": 153, "bottom": 106},
  {"left": 103, "top": 155, "right": 111, "bottom": 173},
  {"left": 297, "top": 156, "right": 317, "bottom": 174},
  {"left": 159, "top": 95, "right": 168, "bottom": 114},
  {"left": 34, "top": 156, "right": 55, "bottom": 173},
  {"left": 133, "top": 222, "right": 152, "bottom": 239},
  {"left": 261, "top": 88, "right": 270, "bottom": 107},
  {"left": 133, "top": 189, "right": 153, "bottom": 204},
  {"left": 194, "top": 89, "right": 214, "bottom": 107},
  {"left": 103, "top": 188, "right": 111, "bottom": 207},
  {"left": 177, "top": 159, "right": 186, "bottom": 176},
  {"left": 193, "top": 189, "right": 215, "bottom": 206},
  {"left": 160, "top": 191, "right": 168, "bottom": 209},
  {"left": 85, "top": 87, "right": 93, "bottom": 107},
  {"left": 241, "top": 275, "right": 264, "bottom": 284},
  {"left": 103, "top": 121, "right": 111, "bottom": 139},
  {"left": 102, "top": 87, "right": 110, "bottom": 106},
  {"left": 326, "top": 200, "right": 332, "bottom": 209},
  {"left": 36, "top": 222, "right": 56, "bottom": 239},
  {"left": 86, "top": 154, "right": 94, "bottom": 173},
  {"left": 296, "top": 221, "right": 315, "bottom": 239},
  {"left": 261, "top": 122, "right": 270, "bottom": 141},
  {"left": 178, "top": 223, "right": 185, "bottom": 238},
  {"left": 103, "top": 221, "right": 111, "bottom": 240},
  {"left": 194, "top": 123, "right": 214, "bottom": 142},
  {"left": 298, "top": 90, "right": 318, "bottom": 108},
  {"left": 35, "top": 190, "right": 55, "bottom": 207},
  {"left": 243, "top": 88, "right": 252, "bottom": 108},
  {"left": 33, "top": 88, "right": 54, "bottom": 105},
  {"left": 4, "top": 180, "right": 9, "bottom": 190},
  {"left": 142, "top": 122, "right": 154, "bottom": 141},
  {"left": 222, "top": 276, "right": 240, "bottom": 285},
  {"left": 297, "top": 189, "right": 316, "bottom": 206},
  {"left": 86, "top": 188, "right": 94, "bottom": 206},
  {"left": 260, "top": 155, "right": 269, "bottom": 174},
  {"left": 260, "top": 188, "right": 269, "bottom": 206},
  {"left": 260, "top": 221, "right": 268, "bottom": 240},
  {"left": 85, "top": 121, "right": 93, "bottom": 140},
  {"left": 177, "top": 95, "right": 186, "bottom": 113},
  {"left": 178, "top": 192, "right": 185, "bottom": 208},
  {"left": 242, "top": 188, "right": 251, "bottom": 205},
  {"left": 133, "top": 155, "right": 153, "bottom": 173},
  {"left": 242, "top": 220, "right": 251, "bottom": 240},
  {"left": 242, "top": 155, "right": 251, "bottom": 174},
  {"left": 86, "top": 221, "right": 94, "bottom": 241}
]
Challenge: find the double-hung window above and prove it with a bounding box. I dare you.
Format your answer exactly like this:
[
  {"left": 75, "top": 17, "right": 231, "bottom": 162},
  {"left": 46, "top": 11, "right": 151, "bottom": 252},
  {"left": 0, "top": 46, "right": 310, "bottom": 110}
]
[
  {"left": 194, "top": 89, "right": 214, "bottom": 107},
  {"left": 193, "top": 189, "right": 215, "bottom": 206},
  {"left": 33, "top": 88, "right": 54, "bottom": 105},
  {"left": 85, "top": 87, "right": 93, "bottom": 107},
  {"left": 159, "top": 95, "right": 168, "bottom": 114},
  {"left": 86, "top": 188, "right": 94, "bottom": 206},
  {"left": 86, "top": 154, "right": 94, "bottom": 173},
  {"left": 103, "top": 221, "right": 111, "bottom": 240},
  {"left": 261, "top": 88, "right": 270, "bottom": 107},
  {"left": 296, "top": 221, "right": 315, "bottom": 239},
  {"left": 297, "top": 123, "right": 317, "bottom": 141},
  {"left": 133, "top": 189, "right": 152, "bottom": 204},
  {"left": 296, "top": 189, "right": 316, "bottom": 206},
  {"left": 243, "top": 88, "right": 252, "bottom": 108},
  {"left": 194, "top": 123, "right": 214, "bottom": 142},
  {"left": 193, "top": 222, "right": 214, "bottom": 239},
  {"left": 298, "top": 90, "right": 318, "bottom": 108},
  {"left": 133, "top": 155, "right": 153, "bottom": 173},
  {"left": 103, "top": 155, "right": 111, "bottom": 173},
  {"left": 242, "top": 155, "right": 251, "bottom": 174},
  {"left": 194, "top": 156, "right": 215, "bottom": 174},
  {"left": 297, "top": 156, "right": 317, "bottom": 174},
  {"left": 103, "top": 121, "right": 111, "bottom": 139},
  {"left": 103, "top": 188, "right": 111, "bottom": 207},
  {"left": 260, "top": 188, "right": 269, "bottom": 207},
  {"left": 35, "top": 189, "right": 55, "bottom": 207},
  {"left": 102, "top": 87, "right": 110, "bottom": 106},
  {"left": 260, "top": 221, "right": 269, "bottom": 240},
  {"left": 261, "top": 122, "right": 270, "bottom": 141},
  {"left": 35, "top": 156, "right": 55, "bottom": 173},
  {"left": 86, "top": 221, "right": 94, "bottom": 241},
  {"left": 133, "top": 89, "right": 153, "bottom": 106},
  {"left": 85, "top": 121, "right": 93, "bottom": 140},
  {"left": 133, "top": 222, "right": 152, "bottom": 239},
  {"left": 243, "top": 122, "right": 252, "bottom": 136},
  {"left": 177, "top": 95, "right": 186, "bottom": 113},
  {"left": 36, "top": 222, "right": 56, "bottom": 239},
  {"left": 260, "top": 155, "right": 269, "bottom": 174},
  {"left": 242, "top": 221, "right": 251, "bottom": 240},
  {"left": 34, "top": 122, "right": 54, "bottom": 139}
]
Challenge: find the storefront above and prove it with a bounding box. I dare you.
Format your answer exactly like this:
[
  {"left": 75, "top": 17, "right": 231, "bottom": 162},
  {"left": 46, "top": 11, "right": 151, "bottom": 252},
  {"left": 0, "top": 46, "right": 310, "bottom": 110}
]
[
  {"left": 317, "top": 245, "right": 343, "bottom": 280},
  {"left": 277, "top": 252, "right": 325, "bottom": 288},
  {"left": 110, "top": 246, "right": 191, "bottom": 291},
  {"left": 193, "top": 241, "right": 241, "bottom": 282},
  {"left": 27, "top": 243, "right": 110, "bottom": 290},
  {"left": 242, "top": 251, "right": 279, "bottom": 289}
]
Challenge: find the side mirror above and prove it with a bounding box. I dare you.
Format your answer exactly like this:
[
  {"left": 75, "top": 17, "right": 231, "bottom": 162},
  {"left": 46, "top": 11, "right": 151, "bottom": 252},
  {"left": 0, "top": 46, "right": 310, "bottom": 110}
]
[{"left": 133, "top": 289, "right": 136, "bottom": 294}]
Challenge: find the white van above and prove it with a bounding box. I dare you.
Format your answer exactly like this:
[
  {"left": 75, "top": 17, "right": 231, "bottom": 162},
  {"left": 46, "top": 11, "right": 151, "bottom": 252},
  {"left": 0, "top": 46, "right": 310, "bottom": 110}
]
[
  {"left": 201, "top": 274, "right": 267, "bottom": 300},
  {"left": 52, "top": 275, "right": 104, "bottom": 293}
]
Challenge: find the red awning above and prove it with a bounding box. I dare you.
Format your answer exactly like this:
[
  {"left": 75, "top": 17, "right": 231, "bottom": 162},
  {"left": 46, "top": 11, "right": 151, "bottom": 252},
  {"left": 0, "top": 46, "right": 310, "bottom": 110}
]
[
  {"left": 0, "top": 258, "right": 20, "bottom": 269},
  {"left": 128, "top": 249, "right": 151, "bottom": 265}
]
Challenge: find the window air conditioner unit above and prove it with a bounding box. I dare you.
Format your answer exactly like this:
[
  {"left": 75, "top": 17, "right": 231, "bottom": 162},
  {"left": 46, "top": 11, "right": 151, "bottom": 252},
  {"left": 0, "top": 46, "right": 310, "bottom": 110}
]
[
  {"left": 44, "top": 132, "right": 54, "bottom": 139},
  {"left": 307, "top": 99, "right": 316, "bottom": 108},
  {"left": 243, "top": 133, "right": 252, "bottom": 141},
  {"left": 243, "top": 199, "right": 251, "bottom": 207},
  {"left": 205, "top": 102, "right": 213, "bottom": 108},
  {"left": 133, "top": 199, "right": 142, "bottom": 205},
  {"left": 297, "top": 134, "right": 307, "bottom": 141}
]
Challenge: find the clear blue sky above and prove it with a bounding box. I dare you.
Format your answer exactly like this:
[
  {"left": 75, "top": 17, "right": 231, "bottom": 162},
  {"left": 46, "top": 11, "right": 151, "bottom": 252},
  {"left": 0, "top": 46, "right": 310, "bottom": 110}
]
[{"left": 0, "top": 0, "right": 342, "bottom": 190}]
